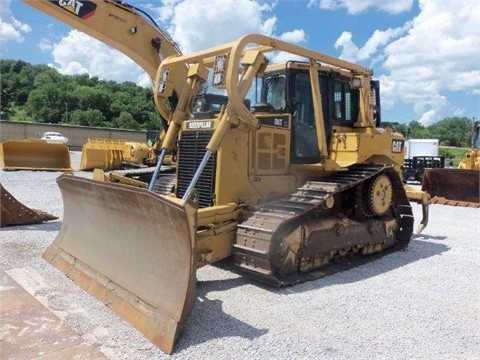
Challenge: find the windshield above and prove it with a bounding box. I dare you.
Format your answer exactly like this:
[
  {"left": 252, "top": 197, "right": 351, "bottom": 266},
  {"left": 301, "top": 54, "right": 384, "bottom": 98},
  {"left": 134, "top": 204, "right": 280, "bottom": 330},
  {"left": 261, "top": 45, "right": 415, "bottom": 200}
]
[{"left": 262, "top": 74, "right": 286, "bottom": 111}]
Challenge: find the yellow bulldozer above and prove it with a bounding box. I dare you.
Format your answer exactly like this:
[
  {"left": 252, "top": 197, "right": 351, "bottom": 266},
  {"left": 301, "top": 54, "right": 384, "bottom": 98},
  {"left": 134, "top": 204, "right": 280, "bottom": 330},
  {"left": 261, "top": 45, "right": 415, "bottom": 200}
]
[
  {"left": 422, "top": 121, "right": 480, "bottom": 207},
  {"left": 23, "top": 0, "right": 431, "bottom": 355}
]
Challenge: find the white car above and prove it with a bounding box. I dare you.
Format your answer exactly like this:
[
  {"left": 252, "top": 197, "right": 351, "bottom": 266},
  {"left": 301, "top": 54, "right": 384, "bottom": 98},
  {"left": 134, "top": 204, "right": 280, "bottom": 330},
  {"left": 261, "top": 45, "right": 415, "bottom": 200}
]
[{"left": 41, "top": 132, "right": 69, "bottom": 145}]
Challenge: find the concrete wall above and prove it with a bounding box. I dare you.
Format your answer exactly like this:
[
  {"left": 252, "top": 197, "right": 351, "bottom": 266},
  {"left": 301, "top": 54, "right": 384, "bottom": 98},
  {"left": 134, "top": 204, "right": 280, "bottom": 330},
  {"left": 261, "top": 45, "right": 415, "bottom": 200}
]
[{"left": 0, "top": 121, "right": 147, "bottom": 151}]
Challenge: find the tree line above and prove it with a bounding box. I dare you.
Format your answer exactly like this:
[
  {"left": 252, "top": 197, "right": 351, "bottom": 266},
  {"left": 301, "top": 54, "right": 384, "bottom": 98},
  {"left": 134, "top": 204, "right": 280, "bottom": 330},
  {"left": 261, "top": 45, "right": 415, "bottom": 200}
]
[
  {"left": 1, "top": 59, "right": 160, "bottom": 130},
  {"left": 1, "top": 59, "right": 476, "bottom": 147},
  {"left": 383, "top": 117, "right": 476, "bottom": 148}
]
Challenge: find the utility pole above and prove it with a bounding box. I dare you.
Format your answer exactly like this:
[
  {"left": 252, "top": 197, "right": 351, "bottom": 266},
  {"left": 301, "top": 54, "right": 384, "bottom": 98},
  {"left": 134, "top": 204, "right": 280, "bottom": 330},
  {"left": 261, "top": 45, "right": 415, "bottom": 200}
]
[{"left": 65, "top": 102, "right": 68, "bottom": 123}]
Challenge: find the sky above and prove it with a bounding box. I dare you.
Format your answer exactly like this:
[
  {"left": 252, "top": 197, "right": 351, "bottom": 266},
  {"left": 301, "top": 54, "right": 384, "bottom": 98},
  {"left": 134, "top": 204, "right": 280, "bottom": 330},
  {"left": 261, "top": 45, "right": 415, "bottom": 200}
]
[{"left": 1, "top": 0, "right": 479, "bottom": 125}]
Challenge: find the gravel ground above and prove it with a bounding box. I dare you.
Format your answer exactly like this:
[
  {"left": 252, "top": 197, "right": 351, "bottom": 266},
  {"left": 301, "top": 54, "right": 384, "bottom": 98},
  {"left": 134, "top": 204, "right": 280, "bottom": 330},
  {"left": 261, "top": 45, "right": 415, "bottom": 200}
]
[{"left": 1, "top": 152, "right": 479, "bottom": 360}]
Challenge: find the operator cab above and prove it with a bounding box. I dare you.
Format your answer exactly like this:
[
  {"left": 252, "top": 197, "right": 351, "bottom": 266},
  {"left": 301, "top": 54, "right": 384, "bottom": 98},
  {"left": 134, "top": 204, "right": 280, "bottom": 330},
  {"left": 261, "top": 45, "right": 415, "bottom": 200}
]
[{"left": 257, "top": 61, "right": 381, "bottom": 164}]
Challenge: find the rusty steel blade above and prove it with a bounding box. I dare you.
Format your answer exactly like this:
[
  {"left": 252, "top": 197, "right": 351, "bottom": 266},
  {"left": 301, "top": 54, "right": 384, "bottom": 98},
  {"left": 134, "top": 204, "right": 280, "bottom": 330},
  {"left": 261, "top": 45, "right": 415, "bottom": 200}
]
[
  {"left": 0, "top": 139, "right": 71, "bottom": 171},
  {"left": 422, "top": 168, "right": 480, "bottom": 206},
  {"left": 43, "top": 174, "right": 198, "bottom": 354},
  {"left": 1, "top": 184, "right": 58, "bottom": 227}
]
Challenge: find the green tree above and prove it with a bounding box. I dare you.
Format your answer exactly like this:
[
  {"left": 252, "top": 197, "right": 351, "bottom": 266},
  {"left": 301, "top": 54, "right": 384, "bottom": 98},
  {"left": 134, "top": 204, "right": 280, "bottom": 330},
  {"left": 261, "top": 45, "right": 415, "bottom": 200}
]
[
  {"left": 69, "top": 108, "right": 106, "bottom": 127},
  {"left": 113, "top": 111, "right": 140, "bottom": 129}
]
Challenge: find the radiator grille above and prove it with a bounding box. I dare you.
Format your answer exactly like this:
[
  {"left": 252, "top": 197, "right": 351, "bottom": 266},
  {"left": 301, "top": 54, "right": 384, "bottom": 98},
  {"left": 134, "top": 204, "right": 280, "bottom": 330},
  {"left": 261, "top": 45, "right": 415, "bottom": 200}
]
[{"left": 175, "top": 130, "right": 216, "bottom": 208}]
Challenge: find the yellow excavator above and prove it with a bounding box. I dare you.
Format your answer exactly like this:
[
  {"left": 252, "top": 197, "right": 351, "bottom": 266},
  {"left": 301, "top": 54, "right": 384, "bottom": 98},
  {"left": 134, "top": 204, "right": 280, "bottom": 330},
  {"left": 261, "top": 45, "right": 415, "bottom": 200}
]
[
  {"left": 23, "top": 0, "right": 431, "bottom": 354},
  {"left": 422, "top": 121, "right": 480, "bottom": 207}
]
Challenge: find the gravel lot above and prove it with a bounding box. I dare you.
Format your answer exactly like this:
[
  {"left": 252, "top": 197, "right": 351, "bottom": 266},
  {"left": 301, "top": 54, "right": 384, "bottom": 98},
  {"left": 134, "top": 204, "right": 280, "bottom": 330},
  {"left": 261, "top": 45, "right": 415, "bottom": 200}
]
[{"left": 1, "top": 151, "right": 479, "bottom": 360}]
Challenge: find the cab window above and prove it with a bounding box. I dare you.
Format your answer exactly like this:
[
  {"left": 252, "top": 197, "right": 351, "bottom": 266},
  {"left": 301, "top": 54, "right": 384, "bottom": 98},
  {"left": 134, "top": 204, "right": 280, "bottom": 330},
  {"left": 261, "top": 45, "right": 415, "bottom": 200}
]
[
  {"left": 333, "top": 80, "right": 357, "bottom": 122},
  {"left": 292, "top": 73, "right": 320, "bottom": 160}
]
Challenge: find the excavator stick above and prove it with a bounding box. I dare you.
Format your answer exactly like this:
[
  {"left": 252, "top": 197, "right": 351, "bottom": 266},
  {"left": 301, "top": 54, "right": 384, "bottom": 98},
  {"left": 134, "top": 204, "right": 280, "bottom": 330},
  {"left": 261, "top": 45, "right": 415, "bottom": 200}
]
[
  {"left": 80, "top": 138, "right": 124, "bottom": 171},
  {"left": 422, "top": 168, "right": 480, "bottom": 207},
  {"left": 0, "top": 139, "right": 71, "bottom": 171},
  {"left": 43, "top": 175, "right": 198, "bottom": 353},
  {"left": 1, "top": 184, "right": 58, "bottom": 227}
]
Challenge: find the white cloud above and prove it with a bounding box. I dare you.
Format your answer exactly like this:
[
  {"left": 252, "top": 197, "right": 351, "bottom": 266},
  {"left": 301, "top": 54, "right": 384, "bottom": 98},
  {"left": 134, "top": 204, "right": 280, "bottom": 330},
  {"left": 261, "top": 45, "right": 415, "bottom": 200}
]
[
  {"left": 308, "top": 0, "right": 413, "bottom": 15},
  {"left": 155, "top": 0, "right": 279, "bottom": 54},
  {"left": 335, "top": 24, "right": 411, "bottom": 62},
  {"left": 0, "top": 0, "right": 31, "bottom": 52},
  {"left": 335, "top": 0, "right": 480, "bottom": 125},
  {"left": 279, "top": 29, "right": 306, "bottom": 44},
  {"left": 38, "top": 38, "right": 53, "bottom": 52},
  {"left": 49, "top": 30, "right": 150, "bottom": 87}
]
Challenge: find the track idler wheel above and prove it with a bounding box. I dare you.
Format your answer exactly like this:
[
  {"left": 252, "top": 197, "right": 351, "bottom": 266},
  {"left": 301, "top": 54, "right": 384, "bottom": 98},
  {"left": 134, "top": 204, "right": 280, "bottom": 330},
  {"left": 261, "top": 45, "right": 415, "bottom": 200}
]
[
  {"left": 368, "top": 174, "right": 393, "bottom": 216},
  {"left": 356, "top": 174, "right": 393, "bottom": 218}
]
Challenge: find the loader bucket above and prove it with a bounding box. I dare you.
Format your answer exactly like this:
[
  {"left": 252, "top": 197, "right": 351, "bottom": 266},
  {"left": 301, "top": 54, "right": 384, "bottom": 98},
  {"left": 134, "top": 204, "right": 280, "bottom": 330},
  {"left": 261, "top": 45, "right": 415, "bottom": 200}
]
[
  {"left": 80, "top": 138, "right": 124, "bottom": 171},
  {"left": 43, "top": 175, "right": 198, "bottom": 354},
  {"left": 0, "top": 139, "right": 71, "bottom": 171},
  {"left": 1, "top": 184, "right": 58, "bottom": 227},
  {"left": 422, "top": 168, "right": 480, "bottom": 205}
]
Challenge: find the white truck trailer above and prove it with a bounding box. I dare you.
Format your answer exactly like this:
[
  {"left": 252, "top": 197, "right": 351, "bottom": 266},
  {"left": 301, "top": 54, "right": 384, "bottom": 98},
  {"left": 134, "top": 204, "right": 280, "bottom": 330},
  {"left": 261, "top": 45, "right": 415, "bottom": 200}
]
[{"left": 403, "top": 139, "right": 444, "bottom": 183}]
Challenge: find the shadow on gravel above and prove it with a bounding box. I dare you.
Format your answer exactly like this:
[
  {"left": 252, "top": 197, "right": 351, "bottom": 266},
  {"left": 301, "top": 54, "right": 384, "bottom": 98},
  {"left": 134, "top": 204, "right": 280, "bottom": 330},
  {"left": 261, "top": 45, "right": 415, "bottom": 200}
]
[
  {"left": 412, "top": 233, "right": 447, "bottom": 241},
  {"left": 177, "top": 236, "right": 449, "bottom": 350},
  {"left": 1, "top": 220, "right": 62, "bottom": 232},
  {"left": 207, "top": 237, "right": 449, "bottom": 295},
  {"left": 176, "top": 278, "right": 268, "bottom": 352}
]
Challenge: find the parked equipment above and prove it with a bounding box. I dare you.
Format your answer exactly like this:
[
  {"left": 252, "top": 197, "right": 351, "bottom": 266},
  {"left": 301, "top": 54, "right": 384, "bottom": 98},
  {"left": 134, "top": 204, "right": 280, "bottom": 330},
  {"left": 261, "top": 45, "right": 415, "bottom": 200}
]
[
  {"left": 403, "top": 139, "right": 444, "bottom": 183},
  {"left": 422, "top": 121, "right": 480, "bottom": 206},
  {"left": 403, "top": 156, "right": 444, "bottom": 183},
  {"left": 0, "top": 139, "right": 71, "bottom": 171},
  {"left": 23, "top": 0, "right": 431, "bottom": 355},
  {"left": 79, "top": 132, "right": 159, "bottom": 171},
  {"left": 1, "top": 184, "right": 57, "bottom": 227}
]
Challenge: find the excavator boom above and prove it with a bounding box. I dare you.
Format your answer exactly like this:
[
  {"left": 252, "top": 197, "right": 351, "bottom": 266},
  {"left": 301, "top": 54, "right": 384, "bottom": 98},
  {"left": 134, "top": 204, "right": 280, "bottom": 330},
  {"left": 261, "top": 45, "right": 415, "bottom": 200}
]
[{"left": 21, "top": 0, "right": 180, "bottom": 80}]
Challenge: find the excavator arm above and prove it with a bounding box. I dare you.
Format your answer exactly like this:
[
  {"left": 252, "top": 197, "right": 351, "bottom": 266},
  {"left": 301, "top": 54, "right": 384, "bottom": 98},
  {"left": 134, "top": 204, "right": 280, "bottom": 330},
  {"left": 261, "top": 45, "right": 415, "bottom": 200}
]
[
  {"left": 22, "top": 0, "right": 179, "bottom": 80},
  {"left": 21, "top": 0, "right": 187, "bottom": 117}
]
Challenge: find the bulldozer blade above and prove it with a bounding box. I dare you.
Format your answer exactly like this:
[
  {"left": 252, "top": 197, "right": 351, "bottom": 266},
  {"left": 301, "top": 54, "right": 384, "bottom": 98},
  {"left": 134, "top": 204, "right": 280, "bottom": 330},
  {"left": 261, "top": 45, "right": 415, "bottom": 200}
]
[
  {"left": 0, "top": 139, "right": 71, "bottom": 171},
  {"left": 80, "top": 139, "right": 124, "bottom": 171},
  {"left": 422, "top": 168, "right": 480, "bottom": 206},
  {"left": 43, "top": 174, "right": 198, "bottom": 354},
  {"left": 1, "top": 184, "right": 58, "bottom": 227}
]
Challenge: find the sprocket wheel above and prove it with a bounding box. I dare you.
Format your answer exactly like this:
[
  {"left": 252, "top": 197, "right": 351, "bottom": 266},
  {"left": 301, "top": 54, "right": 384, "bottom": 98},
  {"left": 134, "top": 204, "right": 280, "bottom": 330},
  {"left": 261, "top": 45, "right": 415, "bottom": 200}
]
[{"left": 367, "top": 174, "right": 393, "bottom": 216}]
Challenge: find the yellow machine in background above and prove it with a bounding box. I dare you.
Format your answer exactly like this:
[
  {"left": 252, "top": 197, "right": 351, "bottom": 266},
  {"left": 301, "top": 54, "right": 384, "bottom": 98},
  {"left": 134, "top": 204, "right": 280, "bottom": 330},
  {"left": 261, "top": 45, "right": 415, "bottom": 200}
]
[
  {"left": 80, "top": 129, "right": 162, "bottom": 171},
  {"left": 458, "top": 121, "right": 480, "bottom": 170},
  {"left": 0, "top": 139, "right": 71, "bottom": 171},
  {"left": 422, "top": 121, "right": 479, "bottom": 206}
]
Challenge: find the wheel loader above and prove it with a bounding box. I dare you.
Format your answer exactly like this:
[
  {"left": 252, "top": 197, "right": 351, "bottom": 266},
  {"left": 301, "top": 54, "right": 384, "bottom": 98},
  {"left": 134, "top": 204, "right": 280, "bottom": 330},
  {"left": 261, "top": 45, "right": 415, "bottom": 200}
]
[
  {"left": 22, "top": 0, "right": 431, "bottom": 355},
  {"left": 422, "top": 121, "right": 480, "bottom": 207}
]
